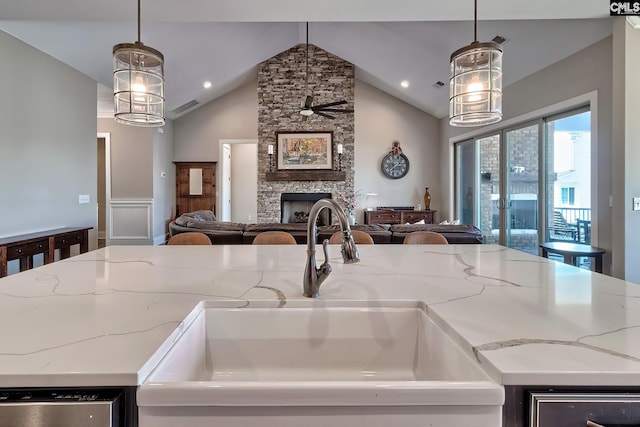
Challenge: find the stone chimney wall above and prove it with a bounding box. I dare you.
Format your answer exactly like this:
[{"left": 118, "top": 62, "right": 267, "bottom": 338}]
[{"left": 257, "top": 44, "right": 355, "bottom": 222}]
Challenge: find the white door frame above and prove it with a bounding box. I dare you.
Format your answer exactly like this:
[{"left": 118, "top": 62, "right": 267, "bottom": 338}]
[
  {"left": 221, "top": 144, "right": 232, "bottom": 221},
  {"left": 97, "top": 132, "right": 111, "bottom": 246}
]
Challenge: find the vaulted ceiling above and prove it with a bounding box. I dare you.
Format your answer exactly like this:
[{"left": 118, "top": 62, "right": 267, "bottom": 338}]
[{"left": 0, "top": 0, "right": 612, "bottom": 120}]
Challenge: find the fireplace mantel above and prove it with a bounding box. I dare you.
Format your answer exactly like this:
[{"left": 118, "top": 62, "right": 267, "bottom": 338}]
[{"left": 265, "top": 170, "right": 346, "bottom": 181}]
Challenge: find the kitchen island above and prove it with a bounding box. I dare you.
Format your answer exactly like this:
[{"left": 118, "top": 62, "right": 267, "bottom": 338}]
[{"left": 1, "top": 244, "right": 640, "bottom": 425}]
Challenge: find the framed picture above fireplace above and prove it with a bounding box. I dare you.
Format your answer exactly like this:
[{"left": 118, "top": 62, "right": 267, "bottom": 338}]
[{"left": 276, "top": 131, "right": 333, "bottom": 170}]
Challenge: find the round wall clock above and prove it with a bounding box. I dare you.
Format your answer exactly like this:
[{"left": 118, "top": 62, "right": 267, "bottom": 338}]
[{"left": 381, "top": 152, "right": 409, "bottom": 179}]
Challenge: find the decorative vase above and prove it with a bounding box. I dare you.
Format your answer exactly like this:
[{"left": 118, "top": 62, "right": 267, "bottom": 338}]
[
  {"left": 423, "top": 187, "right": 431, "bottom": 211},
  {"left": 349, "top": 211, "right": 356, "bottom": 225}
]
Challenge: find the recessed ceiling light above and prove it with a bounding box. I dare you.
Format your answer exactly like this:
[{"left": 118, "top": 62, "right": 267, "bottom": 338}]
[
  {"left": 400, "top": 80, "right": 410, "bottom": 88},
  {"left": 203, "top": 81, "right": 212, "bottom": 89}
]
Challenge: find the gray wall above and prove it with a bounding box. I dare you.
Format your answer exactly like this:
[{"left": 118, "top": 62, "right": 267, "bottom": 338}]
[
  {"left": 613, "top": 21, "right": 640, "bottom": 282},
  {"left": 173, "top": 78, "right": 440, "bottom": 224},
  {"left": 97, "top": 118, "right": 154, "bottom": 199},
  {"left": 0, "top": 31, "right": 97, "bottom": 250},
  {"left": 354, "top": 80, "right": 441, "bottom": 223},
  {"left": 174, "top": 80, "right": 259, "bottom": 162},
  {"left": 439, "top": 36, "right": 614, "bottom": 274},
  {"left": 97, "top": 118, "right": 175, "bottom": 244},
  {"left": 153, "top": 121, "right": 176, "bottom": 243}
]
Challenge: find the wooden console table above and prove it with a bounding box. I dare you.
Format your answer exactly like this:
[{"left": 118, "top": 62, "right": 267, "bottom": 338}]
[
  {"left": 365, "top": 209, "right": 437, "bottom": 225},
  {"left": 0, "top": 227, "right": 92, "bottom": 278}
]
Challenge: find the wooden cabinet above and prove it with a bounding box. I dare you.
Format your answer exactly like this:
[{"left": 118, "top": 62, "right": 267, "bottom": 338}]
[
  {"left": 402, "top": 211, "right": 437, "bottom": 224},
  {"left": 364, "top": 210, "right": 402, "bottom": 224},
  {"left": 6, "top": 239, "right": 48, "bottom": 262},
  {"left": 364, "top": 210, "right": 437, "bottom": 225},
  {"left": 175, "top": 162, "right": 216, "bottom": 216},
  {"left": 0, "top": 227, "right": 92, "bottom": 277},
  {"left": 55, "top": 229, "right": 89, "bottom": 259}
]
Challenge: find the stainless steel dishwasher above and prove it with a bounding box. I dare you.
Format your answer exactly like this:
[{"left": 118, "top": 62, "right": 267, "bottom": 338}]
[{"left": 0, "top": 389, "right": 122, "bottom": 427}]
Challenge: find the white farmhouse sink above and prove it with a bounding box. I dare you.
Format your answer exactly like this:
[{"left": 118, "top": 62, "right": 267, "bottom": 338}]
[{"left": 138, "top": 301, "right": 504, "bottom": 427}]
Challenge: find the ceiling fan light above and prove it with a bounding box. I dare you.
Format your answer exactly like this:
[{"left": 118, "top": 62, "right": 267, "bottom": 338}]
[{"left": 300, "top": 109, "right": 314, "bottom": 116}]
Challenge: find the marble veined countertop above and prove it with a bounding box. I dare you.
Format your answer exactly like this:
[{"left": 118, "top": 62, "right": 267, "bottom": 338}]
[{"left": 1, "top": 244, "right": 639, "bottom": 388}]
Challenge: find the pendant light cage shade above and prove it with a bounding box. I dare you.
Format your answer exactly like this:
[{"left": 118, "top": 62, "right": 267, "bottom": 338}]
[
  {"left": 113, "top": 42, "right": 165, "bottom": 127},
  {"left": 449, "top": 41, "right": 502, "bottom": 127}
]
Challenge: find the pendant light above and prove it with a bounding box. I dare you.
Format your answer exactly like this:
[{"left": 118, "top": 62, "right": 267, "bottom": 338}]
[
  {"left": 113, "top": 0, "right": 165, "bottom": 127},
  {"left": 449, "top": 0, "right": 502, "bottom": 127}
]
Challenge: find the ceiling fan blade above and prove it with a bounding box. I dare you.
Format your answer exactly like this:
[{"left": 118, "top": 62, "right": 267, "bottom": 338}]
[
  {"left": 315, "top": 108, "right": 354, "bottom": 113},
  {"left": 315, "top": 111, "right": 335, "bottom": 119},
  {"left": 303, "top": 95, "right": 314, "bottom": 109},
  {"left": 311, "top": 100, "right": 346, "bottom": 109}
]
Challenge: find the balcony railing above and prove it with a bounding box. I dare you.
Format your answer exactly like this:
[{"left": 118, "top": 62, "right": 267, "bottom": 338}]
[
  {"left": 550, "top": 207, "right": 591, "bottom": 244},
  {"left": 555, "top": 207, "right": 591, "bottom": 224}
]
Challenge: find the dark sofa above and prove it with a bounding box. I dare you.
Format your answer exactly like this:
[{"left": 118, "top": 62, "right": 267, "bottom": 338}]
[
  {"left": 242, "top": 223, "right": 310, "bottom": 244},
  {"left": 317, "top": 224, "right": 392, "bottom": 244},
  {"left": 170, "top": 210, "right": 245, "bottom": 244},
  {"left": 389, "top": 224, "right": 484, "bottom": 244},
  {"left": 169, "top": 210, "right": 483, "bottom": 245}
]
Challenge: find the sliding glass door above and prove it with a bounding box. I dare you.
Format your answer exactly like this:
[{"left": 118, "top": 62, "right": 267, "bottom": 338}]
[
  {"left": 455, "top": 134, "right": 501, "bottom": 245},
  {"left": 478, "top": 135, "right": 501, "bottom": 245},
  {"left": 544, "top": 109, "right": 591, "bottom": 245},
  {"left": 504, "top": 122, "right": 540, "bottom": 254},
  {"left": 456, "top": 141, "right": 476, "bottom": 226},
  {"left": 455, "top": 107, "right": 591, "bottom": 259}
]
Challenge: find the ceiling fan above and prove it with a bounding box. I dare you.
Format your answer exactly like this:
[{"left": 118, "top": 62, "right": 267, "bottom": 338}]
[{"left": 299, "top": 23, "right": 354, "bottom": 121}]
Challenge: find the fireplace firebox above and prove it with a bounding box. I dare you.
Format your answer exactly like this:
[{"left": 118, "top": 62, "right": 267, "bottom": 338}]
[{"left": 280, "top": 193, "right": 332, "bottom": 225}]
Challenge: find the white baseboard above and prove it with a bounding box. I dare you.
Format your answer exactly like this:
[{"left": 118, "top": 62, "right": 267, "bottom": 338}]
[{"left": 154, "top": 234, "right": 169, "bottom": 246}]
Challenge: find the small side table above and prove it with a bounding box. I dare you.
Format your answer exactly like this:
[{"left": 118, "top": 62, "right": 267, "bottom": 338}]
[{"left": 540, "top": 241, "right": 605, "bottom": 273}]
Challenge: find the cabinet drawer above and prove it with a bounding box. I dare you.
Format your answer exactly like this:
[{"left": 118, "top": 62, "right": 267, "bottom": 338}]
[
  {"left": 54, "top": 233, "right": 83, "bottom": 249},
  {"left": 6, "top": 239, "right": 48, "bottom": 261},
  {"left": 367, "top": 211, "right": 400, "bottom": 224},
  {"left": 402, "top": 212, "right": 435, "bottom": 224},
  {"left": 530, "top": 392, "right": 640, "bottom": 427}
]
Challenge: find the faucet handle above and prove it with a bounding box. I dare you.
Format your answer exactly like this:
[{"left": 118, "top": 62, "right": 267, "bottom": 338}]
[{"left": 316, "top": 239, "right": 333, "bottom": 286}]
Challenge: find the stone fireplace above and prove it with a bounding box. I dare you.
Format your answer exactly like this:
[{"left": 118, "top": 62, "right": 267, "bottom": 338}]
[
  {"left": 256, "top": 43, "right": 355, "bottom": 223},
  {"left": 280, "top": 193, "right": 332, "bottom": 225}
]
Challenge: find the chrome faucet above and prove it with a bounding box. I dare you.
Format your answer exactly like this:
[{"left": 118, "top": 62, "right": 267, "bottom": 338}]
[{"left": 303, "top": 198, "right": 360, "bottom": 298}]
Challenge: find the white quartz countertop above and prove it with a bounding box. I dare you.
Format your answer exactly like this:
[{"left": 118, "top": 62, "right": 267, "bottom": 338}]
[{"left": 1, "top": 244, "right": 640, "bottom": 388}]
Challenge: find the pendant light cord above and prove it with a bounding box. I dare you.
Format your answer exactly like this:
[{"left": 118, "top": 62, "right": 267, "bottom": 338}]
[
  {"left": 473, "top": 0, "right": 478, "bottom": 42},
  {"left": 137, "top": 0, "right": 141, "bottom": 43}
]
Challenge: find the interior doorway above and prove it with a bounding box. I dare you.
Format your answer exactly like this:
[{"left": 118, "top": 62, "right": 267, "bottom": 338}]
[
  {"left": 218, "top": 139, "right": 258, "bottom": 223},
  {"left": 221, "top": 144, "right": 231, "bottom": 221},
  {"left": 97, "top": 132, "right": 111, "bottom": 248}
]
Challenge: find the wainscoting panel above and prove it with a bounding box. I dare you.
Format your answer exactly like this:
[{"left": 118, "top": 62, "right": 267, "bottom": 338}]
[{"left": 109, "top": 200, "right": 153, "bottom": 245}]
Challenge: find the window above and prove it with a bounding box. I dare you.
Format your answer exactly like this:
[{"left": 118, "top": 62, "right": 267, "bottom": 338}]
[{"left": 561, "top": 187, "right": 575, "bottom": 205}]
